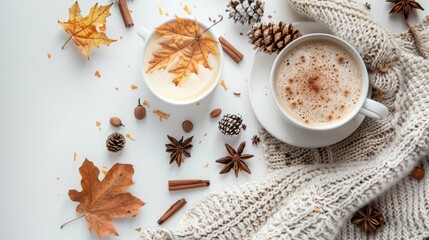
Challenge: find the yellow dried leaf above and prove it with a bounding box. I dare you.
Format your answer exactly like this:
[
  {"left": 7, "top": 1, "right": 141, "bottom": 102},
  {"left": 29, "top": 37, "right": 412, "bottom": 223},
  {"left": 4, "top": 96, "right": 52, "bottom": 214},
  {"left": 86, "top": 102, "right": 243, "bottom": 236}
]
[
  {"left": 58, "top": 2, "right": 116, "bottom": 59},
  {"left": 101, "top": 169, "right": 108, "bottom": 176},
  {"left": 147, "top": 16, "right": 219, "bottom": 86},
  {"left": 125, "top": 134, "right": 136, "bottom": 141},
  {"left": 131, "top": 84, "right": 138, "bottom": 90},
  {"left": 220, "top": 80, "right": 228, "bottom": 90},
  {"left": 158, "top": 6, "right": 163, "bottom": 15},
  {"left": 153, "top": 110, "right": 170, "bottom": 121}
]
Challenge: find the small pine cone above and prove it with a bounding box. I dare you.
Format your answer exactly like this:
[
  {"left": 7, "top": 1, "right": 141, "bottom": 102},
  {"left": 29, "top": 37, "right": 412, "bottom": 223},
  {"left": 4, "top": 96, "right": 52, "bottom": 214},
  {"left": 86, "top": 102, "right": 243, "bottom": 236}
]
[
  {"left": 248, "top": 21, "right": 302, "bottom": 54},
  {"left": 218, "top": 114, "right": 243, "bottom": 136},
  {"left": 226, "top": 0, "right": 265, "bottom": 25},
  {"left": 106, "top": 132, "right": 126, "bottom": 152}
]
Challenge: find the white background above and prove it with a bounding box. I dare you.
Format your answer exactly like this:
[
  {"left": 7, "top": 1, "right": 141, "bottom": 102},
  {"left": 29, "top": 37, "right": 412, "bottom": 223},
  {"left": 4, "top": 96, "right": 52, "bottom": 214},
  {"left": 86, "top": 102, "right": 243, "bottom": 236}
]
[{"left": 0, "top": 0, "right": 427, "bottom": 239}]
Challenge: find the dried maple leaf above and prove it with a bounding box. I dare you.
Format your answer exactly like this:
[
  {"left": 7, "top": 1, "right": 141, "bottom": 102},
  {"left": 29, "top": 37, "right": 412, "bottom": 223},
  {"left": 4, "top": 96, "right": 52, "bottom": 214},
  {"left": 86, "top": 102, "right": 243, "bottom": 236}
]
[
  {"left": 147, "top": 16, "right": 220, "bottom": 86},
  {"left": 58, "top": 2, "right": 116, "bottom": 59},
  {"left": 68, "top": 159, "right": 144, "bottom": 239}
]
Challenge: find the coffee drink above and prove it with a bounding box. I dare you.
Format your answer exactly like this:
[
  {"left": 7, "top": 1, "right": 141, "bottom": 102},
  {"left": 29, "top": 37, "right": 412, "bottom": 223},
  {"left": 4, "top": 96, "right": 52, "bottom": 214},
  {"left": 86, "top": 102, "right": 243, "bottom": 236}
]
[
  {"left": 143, "top": 27, "right": 220, "bottom": 104},
  {"left": 274, "top": 39, "right": 363, "bottom": 126}
]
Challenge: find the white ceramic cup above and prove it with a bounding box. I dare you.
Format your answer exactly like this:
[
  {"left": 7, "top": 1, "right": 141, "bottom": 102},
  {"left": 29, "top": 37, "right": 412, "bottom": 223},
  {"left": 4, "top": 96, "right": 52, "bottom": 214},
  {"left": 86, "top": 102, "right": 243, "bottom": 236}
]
[
  {"left": 137, "top": 19, "right": 224, "bottom": 105},
  {"left": 270, "top": 33, "right": 388, "bottom": 131}
]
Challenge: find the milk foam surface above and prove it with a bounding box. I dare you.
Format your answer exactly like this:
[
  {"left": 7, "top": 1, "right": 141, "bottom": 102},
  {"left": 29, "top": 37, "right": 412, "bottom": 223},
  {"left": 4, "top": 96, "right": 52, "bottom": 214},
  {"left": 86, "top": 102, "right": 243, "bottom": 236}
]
[
  {"left": 143, "top": 32, "right": 220, "bottom": 104},
  {"left": 275, "top": 40, "right": 363, "bottom": 126}
]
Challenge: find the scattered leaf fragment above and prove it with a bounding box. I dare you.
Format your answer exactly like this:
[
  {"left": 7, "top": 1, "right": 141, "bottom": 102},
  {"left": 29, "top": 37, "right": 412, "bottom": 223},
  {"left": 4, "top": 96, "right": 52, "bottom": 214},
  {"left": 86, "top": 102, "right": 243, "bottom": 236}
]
[
  {"left": 203, "top": 163, "right": 209, "bottom": 168},
  {"left": 120, "top": 36, "right": 123, "bottom": 40},
  {"left": 68, "top": 159, "right": 144, "bottom": 239},
  {"left": 95, "top": 70, "right": 101, "bottom": 78},
  {"left": 143, "top": 100, "right": 151, "bottom": 108},
  {"left": 131, "top": 84, "right": 138, "bottom": 90},
  {"left": 135, "top": 227, "right": 141, "bottom": 233},
  {"left": 47, "top": 53, "right": 52, "bottom": 59},
  {"left": 220, "top": 80, "right": 228, "bottom": 90},
  {"left": 115, "top": 86, "right": 119, "bottom": 91},
  {"left": 99, "top": 24, "right": 106, "bottom": 32},
  {"left": 58, "top": 2, "right": 116, "bottom": 59},
  {"left": 165, "top": 12, "right": 169, "bottom": 17},
  {"left": 204, "top": 133, "right": 208, "bottom": 137},
  {"left": 96, "top": 121, "right": 101, "bottom": 127},
  {"left": 73, "top": 152, "right": 77, "bottom": 161},
  {"left": 183, "top": 5, "right": 192, "bottom": 15},
  {"left": 101, "top": 169, "right": 108, "bottom": 175},
  {"left": 125, "top": 133, "right": 136, "bottom": 141},
  {"left": 315, "top": 207, "right": 320, "bottom": 213},
  {"left": 153, "top": 110, "right": 170, "bottom": 121},
  {"left": 57, "top": 177, "right": 61, "bottom": 180},
  {"left": 233, "top": 92, "right": 241, "bottom": 96},
  {"left": 158, "top": 6, "right": 163, "bottom": 15},
  {"left": 147, "top": 16, "right": 219, "bottom": 86}
]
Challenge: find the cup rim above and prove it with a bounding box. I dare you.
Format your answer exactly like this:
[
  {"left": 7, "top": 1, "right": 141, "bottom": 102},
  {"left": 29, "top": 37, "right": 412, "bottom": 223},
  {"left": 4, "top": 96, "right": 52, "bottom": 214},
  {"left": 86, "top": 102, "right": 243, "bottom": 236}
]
[
  {"left": 269, "top": 33, "right": 369, "bottom": 131},
  {"left": 140, "top": 18, "right": 224, "bottom": 106}
]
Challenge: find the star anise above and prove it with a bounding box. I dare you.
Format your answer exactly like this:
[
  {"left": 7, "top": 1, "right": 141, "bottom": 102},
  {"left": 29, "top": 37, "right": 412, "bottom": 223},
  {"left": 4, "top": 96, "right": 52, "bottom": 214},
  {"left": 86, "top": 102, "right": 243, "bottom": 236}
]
[
  {"left": 252, "top": 135, "right": 260, "bottom": 145},
  {"left": 351, "top": 204, "right": 385, "bottom": 232},
  {"left": 387, "top": 0, "right": 424, "bottom": 20},
  {"left": 216, "top": 141, "right": 254, "bottom": 177},
  {"left": 165, "top": 135, "right": 193, "bottom": 167}
]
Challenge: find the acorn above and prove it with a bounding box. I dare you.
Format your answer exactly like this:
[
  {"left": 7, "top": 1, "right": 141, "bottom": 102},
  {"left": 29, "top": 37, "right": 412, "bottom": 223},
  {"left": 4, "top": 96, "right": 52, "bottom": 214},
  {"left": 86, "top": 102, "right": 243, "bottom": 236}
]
[
  {"left": 134, "top": 98, "right": 147, "bottom": 120},
  {"left": 110, "top": 117, "right": 124, "bottom": 127}
]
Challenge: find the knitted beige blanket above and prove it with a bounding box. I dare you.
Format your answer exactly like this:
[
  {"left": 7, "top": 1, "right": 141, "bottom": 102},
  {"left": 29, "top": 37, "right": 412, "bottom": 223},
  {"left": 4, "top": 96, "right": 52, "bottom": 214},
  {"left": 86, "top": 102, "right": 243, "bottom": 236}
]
[{"left": 141, "top": 0, "right": 429, "bottom": 239}]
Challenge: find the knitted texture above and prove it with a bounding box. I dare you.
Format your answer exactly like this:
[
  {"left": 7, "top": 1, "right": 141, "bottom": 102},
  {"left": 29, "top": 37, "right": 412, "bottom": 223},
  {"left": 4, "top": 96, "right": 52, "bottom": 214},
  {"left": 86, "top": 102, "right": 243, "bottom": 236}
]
[{"left": 141, "top": 0, "right": 429, "bottom": 239}]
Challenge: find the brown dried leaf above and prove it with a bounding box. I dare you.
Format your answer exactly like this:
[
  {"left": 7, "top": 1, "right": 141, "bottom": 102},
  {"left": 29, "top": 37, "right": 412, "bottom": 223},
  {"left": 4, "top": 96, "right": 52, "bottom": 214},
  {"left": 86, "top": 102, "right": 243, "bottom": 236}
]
[
  {"left": 153, "top": 110, "right": 170, "bottom": 121},
  {"left": 69, "top": 159, "right": 144, "bottom": 239}
]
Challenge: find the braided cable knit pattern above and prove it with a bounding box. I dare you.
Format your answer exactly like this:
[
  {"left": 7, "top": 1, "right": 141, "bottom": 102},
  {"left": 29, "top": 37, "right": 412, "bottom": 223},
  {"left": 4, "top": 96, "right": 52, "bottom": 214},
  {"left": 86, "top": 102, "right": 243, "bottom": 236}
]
[{"left": 141, "top": 1, "right": 429, "bottom": 239}]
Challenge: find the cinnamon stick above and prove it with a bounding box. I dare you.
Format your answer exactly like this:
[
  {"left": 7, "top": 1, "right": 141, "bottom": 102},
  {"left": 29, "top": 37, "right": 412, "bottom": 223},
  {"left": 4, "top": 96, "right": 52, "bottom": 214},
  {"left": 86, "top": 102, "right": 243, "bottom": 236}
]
[
  {"left": 168, "top": 179, "right": 210, "bottom": 191},
  {"left": 219, "top": 36, "right": 244, "bottom": 64},
  {"left": 118, "top": 0, "right": 134, "bottom": 28},
  {"left": 157, "top": 198, "right": 187, "bottom": 225}
]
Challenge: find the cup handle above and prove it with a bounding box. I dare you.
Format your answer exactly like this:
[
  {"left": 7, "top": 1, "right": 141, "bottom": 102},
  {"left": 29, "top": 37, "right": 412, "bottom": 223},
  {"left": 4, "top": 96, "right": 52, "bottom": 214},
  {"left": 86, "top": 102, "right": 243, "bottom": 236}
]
[
  {"left": 137, "top": 27, "right": 150, "bottom": 40},
  {"left": 358, "top": 98, "right": 389, "bottom": 119}
]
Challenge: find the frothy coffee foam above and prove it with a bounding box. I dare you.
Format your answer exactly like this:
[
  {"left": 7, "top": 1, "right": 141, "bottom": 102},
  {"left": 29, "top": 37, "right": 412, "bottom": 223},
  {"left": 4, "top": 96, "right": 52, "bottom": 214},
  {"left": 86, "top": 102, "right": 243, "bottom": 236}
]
[
  {"left": 275, "top": 40, "right": 362, "bottom": 126},
  {"left": 143, "top": 32, "right": 220, "bottom": 104}
]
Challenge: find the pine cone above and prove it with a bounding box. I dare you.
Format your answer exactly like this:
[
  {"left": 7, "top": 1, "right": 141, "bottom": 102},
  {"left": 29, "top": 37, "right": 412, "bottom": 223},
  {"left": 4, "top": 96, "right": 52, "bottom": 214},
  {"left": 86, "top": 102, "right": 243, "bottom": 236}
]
[
  {"left": 226, "top": 0, "right": 265, "bottom": 25},
  {"left": 218, "top": 114, "right": 243, "bottom": 136},
  {"left": 106, "top": 132, "right": 126, "bottom": 152},
  {"left": 248, "top": 21, "right": 302, "bottom": 54}
]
